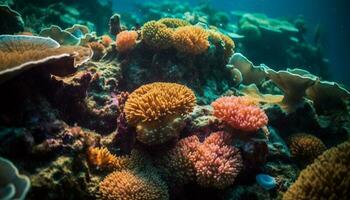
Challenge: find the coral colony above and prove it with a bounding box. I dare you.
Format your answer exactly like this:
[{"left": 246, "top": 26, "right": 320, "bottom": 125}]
[{"left": 0, "top": 1, "right": 349, "bottom": 200}]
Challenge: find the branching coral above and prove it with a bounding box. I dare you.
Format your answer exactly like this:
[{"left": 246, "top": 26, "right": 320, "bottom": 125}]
[
  {"left": 194, "top": 131, "right": 243, "bottom": 189},
  {"left": 283, "top": 141, "right": 350, "bottom": 200},
  {"left": 287, "top": 133, "right": 326, "bottom": 165},
  {"left": 115, "top": 30, "right": 138, "bottom": 53},
  {"left": 99, "top": 169, "right": 169, "bottom": 200},
  {"left": 158, "top": 18, "right": 191, "bottom": 28},
  {"left": 211, "top": 96, "right": 268, "bottom": 132},
  {"left": 141, "top": 21, "right": 174, "bottom": 50},
  {"left": 158, "top": 136, "right": 200, "bottom": 184},
  {"left": 124, "top": 82, "right": 196, "bottom": 145},
  {"left": 172, "top": 26, "right": 209, "bottom": 55}
]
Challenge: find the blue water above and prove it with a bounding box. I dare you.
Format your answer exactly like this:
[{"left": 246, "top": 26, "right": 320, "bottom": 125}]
[{"left": 113, "top": 0, "right": 350, "bottom": 86}]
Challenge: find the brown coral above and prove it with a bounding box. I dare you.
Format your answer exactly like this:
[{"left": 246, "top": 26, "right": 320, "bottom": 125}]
[
  {"left": 173, "top": 26, "right": 209, "bottom": 55},
  {"left": 99, "top": 169, "right": 169, "bottom": 200},
  {"left": 288, "top": 133, "right": 326, "bottom": 165},
  {"left": 283, "top": 141, "right": 350, "bottom": 200}
]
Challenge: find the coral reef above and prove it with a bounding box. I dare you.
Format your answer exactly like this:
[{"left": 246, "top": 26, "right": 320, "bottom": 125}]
[
  {"left": 115, "top": 30, "right": 138, "bottom": 53},
  {"left": 283, "top": 141, "right": 350, "bottom": 200},
  {"left": 172, "top": 26, "right": 209, "bottom": 55},
  {"left": 141, "top": 20, "right": 174, "bottom": 50},
  {"left": 211, "top": 96, "right": 268, "bottom": 132}
]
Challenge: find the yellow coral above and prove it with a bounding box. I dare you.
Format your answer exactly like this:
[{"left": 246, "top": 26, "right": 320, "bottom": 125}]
[
  {"left": 124, "top": 82, "right": 196, "bottom": 125},
  {"left": 158, "top": 18, "right": 191, "bottom": 28},
  {"left": 288, "top": 133, "right": 326, "bottom": 165},
  {"left": 141, "top": 21, "right": 174, "bottom": 50},
  {"left": 173, "top": 26, "right": 209, "bottom": 55},
  {"left": 283, "top": 141, "right": 350, "bottom": 200},
  {"left": 87, "top": 147, "right": 146, "bottom": 171},
  {"left": 99, "top": 169, "right": 169, "bottom": 200}
]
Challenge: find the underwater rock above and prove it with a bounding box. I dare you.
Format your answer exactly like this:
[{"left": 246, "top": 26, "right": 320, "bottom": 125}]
[
  {"left": 0, "top": 5, "right": 24, "bottom": 34},
  {"left": 0, "top": 157, "right": 30, "bottom": 200}
]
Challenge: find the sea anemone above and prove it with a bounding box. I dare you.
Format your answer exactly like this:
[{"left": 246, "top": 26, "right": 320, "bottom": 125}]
[
  {"left": 141, "top": 21, "right": 174, "bottom": 50},
  {"left": 194, "top": 131, "right": 243, "bottom": 189},
  {"left": 115, "top": 30, "right": 138, "bottom": 53},
  {"left": 211, "top": 96, "right": 268, "bottom": 132},
  {"left": 172, "top": 26, "right": 209, "bottom": 55},
  {"left": 99, "top": 169, "right": 169, "bottom": 200}
]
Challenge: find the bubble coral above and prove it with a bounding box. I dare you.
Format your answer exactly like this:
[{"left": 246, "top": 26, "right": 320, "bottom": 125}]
[
  {"left": 158, "top": 136, "right": 200, "bottom": 184},
  {"left": 288, "top": 133, "right": 326, "bottom": 165},
  {"left": 194, "top": 131, "right": 243, "bottom": 189},
  {"left": 283, "top": 141, "right": 350, "bottom": 200},
  {"left": 158, "top": 18, "right": 191, "bottom": 28},
  {"left": 211, "top": 96, "right": 268, "bottom": 132},
  {"left": 173, "top": 26, "right": 210, "bottom": 55},
  {"left": 141, "top": 21, "right": 174, "bottom": 50},
  {"left": 99, "top": 169, "right": 169, "bottom": 200},
  {"left": 124, "top": 82, "right": 196, "bottom": 145},
  {"left": 115, "top": 30, "right": 138, "bottom": 53}
]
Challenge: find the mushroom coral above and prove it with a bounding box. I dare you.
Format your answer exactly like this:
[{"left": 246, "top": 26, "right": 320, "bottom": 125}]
[
  {"left": 124, "top": 82, "right": 196, "bottom": 145},
  {"left": 172, "top": 26, "right": 209, "bottom": 55},
  {"left": 99, "top": 169, "right": 169, "bottom": 200},
  {"left": 211, "top": 96, "right": 268, "bottom": 132},
  {"left": 141, "top": 20, "right": 174, "bottom": 50},
  {"left": 283, "top": 141, "right": 350, "bottom": 200}
]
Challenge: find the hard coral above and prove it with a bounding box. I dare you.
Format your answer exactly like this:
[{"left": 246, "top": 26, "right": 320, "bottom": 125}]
[
  {"left": 116, "top": 30, "right": 138, "bottom": 53},
  {"left": 173, "top": 26, "right": 209, "bottom": 55},
  {"left": 288, "top": 133, "right": 326, "bottom": 165},
  {"left": 141, "top": 20, "right": 174, "bottom": 50},
  {"left": 99, "top": 169, "right": 169, "bottom": 200},
  {"left": 283, "top": 141, "right": 350, "bottom": 200},
  {"left": 158, "top": 136, "right": 200, "bottom": 184},
  {"left": 211, "top": 96, "right": 268, "bottom": 132},
  {"left": 194, "top": 131, "right": 243, "bottom": 189},
  {"left": 124, "top": 82, "right": 196, "bottom": 145},
  {"left": 158, "top": 18, "right": 191, "bottom": 28}
]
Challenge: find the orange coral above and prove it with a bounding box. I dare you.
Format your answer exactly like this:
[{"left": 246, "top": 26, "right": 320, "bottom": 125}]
[
  {"left": 211, "top": 96, "right": 268, "bottom": 132},
  {"left": 283, "top": 141, "right": 350, "bottom": 200},
  {"left": 88, "top": 41, "right": 105, "bottom": 60},
  {"left": 115, "top": 30, "right": 138, "bottom": 53},
  {"left": 124, "top": 82, "right": 196, "bottom": 125},
  {"left": 99, "top": 169, "right": 169, "bottom": 200},
  {"left": 288, "top": 133, "right": 326, "bottom": 165},
  {"left": 101, "top": 35, "right": 113, "bottom": 47},
  {"left": 194, "top": 131, "right": 242, "bottom": 188},
  {"left": 124, "top": 82, "right": 196, "bottom": 145},
  {"left": 158, "top": 135, "right": 200, "bottom": 184},
  {"left": 173, "top": 26, "right": 209, "bottom": 55}
]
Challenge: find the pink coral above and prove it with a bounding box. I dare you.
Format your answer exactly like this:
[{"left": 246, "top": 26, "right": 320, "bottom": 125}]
[
  {"left": 211, "top": 96, "right": 268, "bottom": 132},
  {"left": 115, "top": 30, "right": 138, "bottom": 52},
  {"left": 194, "top": 131, "right": 243, "bottom": 188}
]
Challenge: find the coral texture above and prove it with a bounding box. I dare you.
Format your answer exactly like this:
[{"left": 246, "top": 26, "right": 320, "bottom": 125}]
[
  {"left": 288, "top": 133, "right": 326, "bottom": 165},
  {"left": 220, "top": 33, "right": 235, "bottom": 59},
  {"left": 283, "top": 141, "right": 350, "bottom": 200},
  {"left": 211, "top": 96, "right": 268, "bottom": 132},
  {"left": 158, "top": 18, "right": 191, "bottom": 28},
  {"left": 115, "top": 30, "right": 138, "bottom": 53},
  {"left": 88, "top": 41, "right": 105, "bottom": 60},
  {"left": 124, "top": 82, "right": 196, "bottom": 125},
  {"left": 194, "top": 131, "right": 243, "bottom": 189},
  {"left": 158, "top": 136, "right": 200, "bottom": 184},
  {"left": 173, "top": 26, "right": 209, "bottom": 55},
  {"left": 99, "top": 170, "right": 169, "bottom": 200},
  {"left": 141, "top": 21, "right": 174, "bottom": 49},
  {"left": 101, "top": 35, "right": 113, "bottom": 47}
]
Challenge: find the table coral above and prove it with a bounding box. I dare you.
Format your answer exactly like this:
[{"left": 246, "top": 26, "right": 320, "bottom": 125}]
[
  {"left": 124, "top": 82, "right": 196, "bottom": 145},
  {"left": 194, "top": 131, "right": 243, "bottom": 189},
  {"left": 287, "top": 133, "right": 326, "bottom": 166},
  {"left": 115, "top": 30, "right": 138, "bottom": 53},
  {"left": 211, "top": 96, "right": 268, "bottom": 132},
  {"left": 141, "top": 20, "right": 174, "bottom": 50},
  {"left": 172, "top": 26, "right": 209, "bottom": 55},
  {"left": 283, "top": 141, "right": 350, "bottom": 200},
  {"left": 99, "top": 169, "right": 169, "bottom": 200}
]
